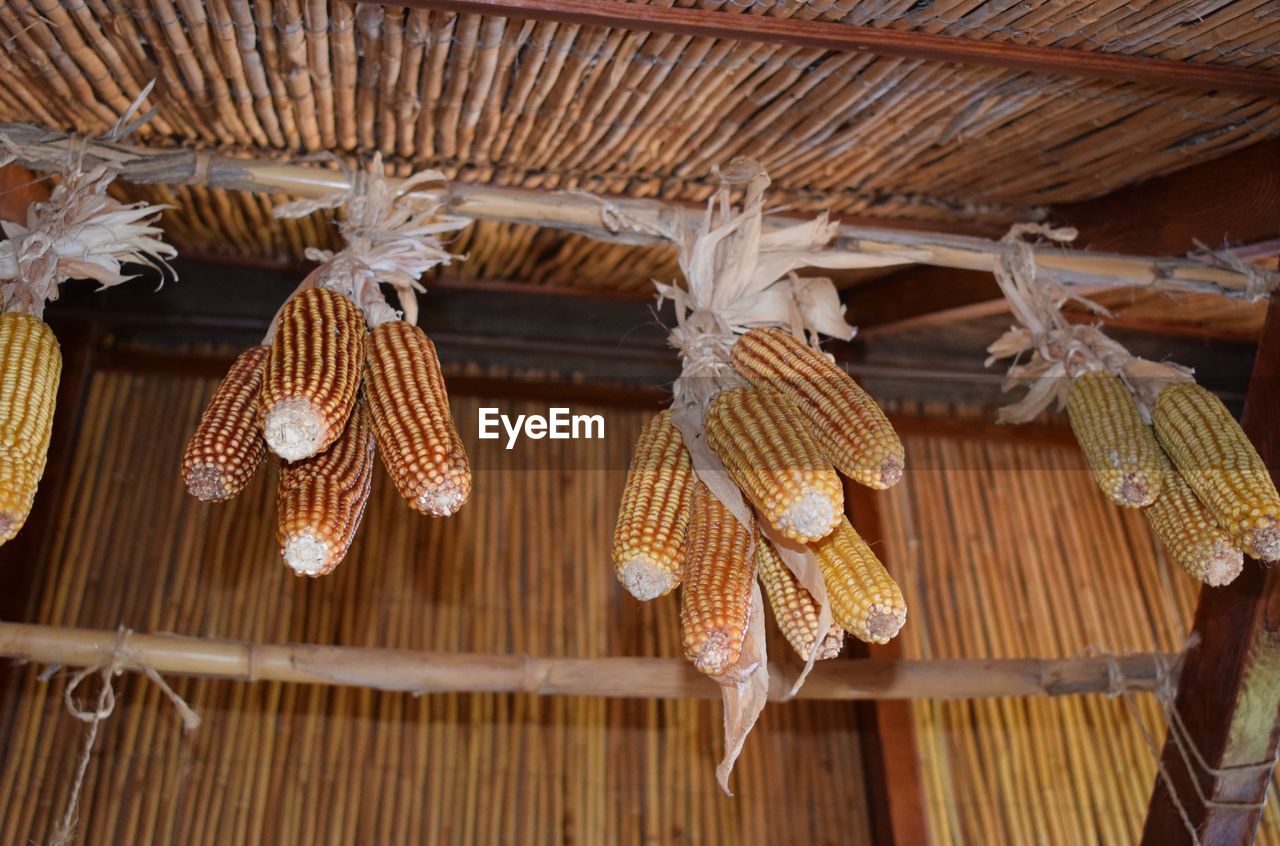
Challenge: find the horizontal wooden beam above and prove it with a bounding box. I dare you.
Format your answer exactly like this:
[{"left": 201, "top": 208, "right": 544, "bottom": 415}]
[
  {"left": 3, "top": 125, "right": 1261, "bottom": 298},
  {"left": 0, "top": 621, "right": 1170, "bottom": 701},
  {"left": 385, "top": 0, "right": 1280, "bottom": 97}
]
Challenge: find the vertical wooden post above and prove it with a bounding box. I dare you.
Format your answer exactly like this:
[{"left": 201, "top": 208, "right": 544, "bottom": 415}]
[
  {"left": 1141, "top": 296, "right": 1280, "bottom": 844},
  {"left": 847, "top": 480, "right": 931, "bottom": 845}
]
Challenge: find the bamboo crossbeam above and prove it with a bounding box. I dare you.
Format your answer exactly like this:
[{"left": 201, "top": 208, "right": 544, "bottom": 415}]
[
  {"left": 1, "top": 124, "right": 1265, "bottom": 300},
  {"left": 390, "top": 0, "right": 1280, "bottom": 99},
  {"left": 0, "top": 622, "right": 1170, "bottom": 701}
]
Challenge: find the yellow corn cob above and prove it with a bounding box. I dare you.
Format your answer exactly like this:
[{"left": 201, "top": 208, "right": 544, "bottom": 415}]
[
  {"left": 261, "top": 287, "right": 366, "bottom": 462},
  {"left": 1066, "top": 370, "right": 1163, "bottom": 507},
  {"left": 1153, "top": 382, "right": 1280, "bottom": 562},
  {"left": 276, "top": 401, "right": 375, "bottom": 577},
  {"left": 680, "top": 481, "right": 757, "bottom": 676},
  {"left": 706, "top": 385, "right": 842, "bottom": 543},
  {"left": 0, "top": 313, "right": 60, "bottom": 546},
  {"left": 364, "top": 321, "right": 471, "bottom": 516},
  {"left": 181, "top": 345, "right": 269, "bottom": 502},
  {"left": 756, "top": 536, "right": 843, "bottom": 661},
  {"left": 811, "top": 517, "right": 906, "bottom": 644},
  {"left": 611, "top": 410, "right": 694, "bottom": 600},
  {"left": 731, "top": 327, "right": 904, "bottom": 489},
  {"left": 1144, "top": 449, "right": 1243, "bottom": 586}
]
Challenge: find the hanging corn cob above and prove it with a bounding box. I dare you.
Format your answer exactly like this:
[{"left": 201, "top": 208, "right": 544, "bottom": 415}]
[
  {"left": 0, "top": 161, "right": 174, "bottom": 548},
  {"left": 181, "top": 345, "right": 269, "bottom": 501},
  {"left": 276, "top": 400, "right": 376, "bottom": 576},
  {"left": 756, "top": 535, "right": 843, "bottom": 660},
  {"left": 1143, "top": 449, "right": 1244, "bottom": 585},
  {"left": 1153, "top": 382, "right": 1280, "bottom": 562},
  {"left": 680, "top": 481, "right": 758, "bottom": 676},
  {"left": 606, "top": 160, "right": 913, "bottom": 790},
  {"left": 732, "top": 327, "right": 904, "bottom": 489},
  {"left": 0, "top": 313, "right": 60, "bottom": 544},
  {"left": 364, "top": 320, "right": 471, "bottom": 516},
  {"left": 706, "top": 385, "right": 843, "bottom": 543},
  {"left": 611, "top": 409, "right": 693, "bottom": 600},
  {"left": 260, "top": 287, "right": 366, "bottom": 462},
  {"left": 1066, "top": 370, "right": 1163, "bottom": 507},
  {"left": 810, "top": 517, "right": 907, "bottom": 644}
]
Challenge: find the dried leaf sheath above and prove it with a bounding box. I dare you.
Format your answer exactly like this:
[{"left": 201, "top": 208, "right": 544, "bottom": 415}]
[
  {"left": 612, "top": 410, "right": 693, "bottom": 600},
  {"left": 680, "top": 481, "right": 757, "bottom": 676},
  {"left": 276, "top": 401, "right": 375, "bottom": 577},
  {"left": 1066, "top": 371, "right": 1162, "bottom": 507},
  {"left": 706, "top": 385, "right": 843, "bottom": 543},
  {"left": 1153, "top": 382, "right": 1280, "bottom": 562},
  {"left": 0, "top": 313, "right": 59, "bottom": 546},
  {"left": 364, "top": 321, "right": 471, "bottom": 516},
  {"left": 732, "top": 327, "right": 903, "bottom": 489},
  {"left": 1144, "top": 449, "right": 1243, "bottom": 586},
  {"left": 181, "top": 345, "right": 269, "bottom": 502},
  {"left": 261, "top": 287, "right": 366, "bottom": 462},
  {"left": 811, "top": 517, "right": 906, "bottom": 645},
  {"left": 756, "top": 536, "right": 843, "bottom": 661}
]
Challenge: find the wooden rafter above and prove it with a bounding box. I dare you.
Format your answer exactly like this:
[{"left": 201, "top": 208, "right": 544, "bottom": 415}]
[
  {"left": 379, "top": 0, "right": 1280, "bottom": 97},
  {"left": 1, "top": 126, "right": 1263, "bottom": 298},
  {"left": 1141, "top": 296, "right": 1280, "bottom": 844},
  {"left": 0, "top": 621, "right": 1171, "bottom": 701}
]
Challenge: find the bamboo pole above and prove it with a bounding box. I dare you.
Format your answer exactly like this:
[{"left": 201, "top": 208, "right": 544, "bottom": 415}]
[
  {"left": 0, "top": 123, "right": 1265, "bottom": 298},
  {"left": 0, "top": 621, "right": 1171, "bottom": 701}
]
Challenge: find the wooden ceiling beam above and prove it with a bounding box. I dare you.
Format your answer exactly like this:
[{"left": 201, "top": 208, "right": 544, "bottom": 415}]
[
  {"left": 382, "top": 0, "right": 1280, "bottom": 97},
  {"left": 1141, "top": 296, "right": 1280, "bottom": 843}
]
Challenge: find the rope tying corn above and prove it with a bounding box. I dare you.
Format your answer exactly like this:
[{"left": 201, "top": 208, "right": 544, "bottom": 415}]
[
  {"left": 1189, "top": 239, "right": 1279, "bottom": 302},
  {"left": 986, "top": 222, "right": 1194, "bottom": 423},
  {"left": 273, "top": 154, "right": 468, "bottom": 327},
  {"left": 47, "top": 626, "right": 200, "bottom": 846}
]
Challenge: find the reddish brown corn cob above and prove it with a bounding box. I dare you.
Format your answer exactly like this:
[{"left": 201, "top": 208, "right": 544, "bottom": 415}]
[
  {"left": 1144, "top": 449, "right": 1243, "bottom": 586},
  {"left": 0, "top": 313, "right": 60, "bottom": 546},
  {"left": 1066, "top": 371, "right": 1163, "bottom": 507},
  {"left": 261, "top": 287, "right": 366, "bottom": 462},
  {"left": 732, "top": 327, "right": 904, "bottom": 489},
  {"left": 756, "top": 536, "right": 843, "bottom": 661},
  {"left": 364, "top": 321, "right": 471, "bottom": 516},
  {"left": 181, "top": 345, "right": 269, "bottom": 502},
  {"left": 1153, "top": 382, "right": 1280, "bottom": 562},
  {"left": 680, "top": 481, "right": 757, "bottom": 676},
  {"left": 811, "top": 517, "right": 906, "bottom": 644},
  {"left": 706, "top": 385, "right": 843, "bottom": 543},
  {"left": 276, "top": 401, "right": 376, "bottom": 576},
  {"left": 612, "top": 410, "right": 694, "bottom": 600}
]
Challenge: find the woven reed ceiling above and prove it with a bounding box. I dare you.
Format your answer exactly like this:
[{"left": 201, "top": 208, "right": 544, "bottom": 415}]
[{"left": 1, "top": 0, "right": 1278, "bottom": 291}]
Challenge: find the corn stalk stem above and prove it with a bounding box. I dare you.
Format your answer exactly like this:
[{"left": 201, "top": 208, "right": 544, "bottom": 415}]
[
  {"left": 0, "top": 124, "right": 1263, "bottom": 299},
  {"left": 0, "top": 621, "right": 1171, "bottom": 701}
]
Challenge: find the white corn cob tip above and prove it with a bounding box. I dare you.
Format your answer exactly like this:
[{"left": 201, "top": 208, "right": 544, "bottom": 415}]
[
  {"left": 778, "top": 486, "right": 838, "bottom": 540},
  {"left": 618, "top": 555, "right": 679, "bottom": 601},
  {"left": 282, "top": 530, "right": 330, "bottom": 576},
  {"left": 1202, "top": 541, "right": 1245, "bottom": 587},
  {"left": 692, "top": 630, "right": 732, "bottom": 675},
  {"left": 263, "top": 400, "right": 325, "bottom": 462},
  {"left": 866, "top": 605, "right": 907, "bottom": 644},
  {"left": 418, "top": 483, "right": 466, "bottom": 517},
  {"left": 1250, "top": 520, "right": 1280, "bottom": 564},
  {"left": 184, "top": 463, "right": 226, "bottom": 501},
  {"left": 878, "top": 457, "right": 903, "bottom": 488}
]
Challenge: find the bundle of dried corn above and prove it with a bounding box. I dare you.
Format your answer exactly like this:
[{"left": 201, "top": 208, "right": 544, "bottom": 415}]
[
  {"left": 607, "top": 159, "right": 913, "bottom": 791},
  {"left": 986, "top": 224, "right": 1278, "bottom": 582},
  {"left": 181, "top": 157, "right": 471, "bottom": 576},
  {"left": 0, "top": 158, "right": 174, "bottom": 547}
]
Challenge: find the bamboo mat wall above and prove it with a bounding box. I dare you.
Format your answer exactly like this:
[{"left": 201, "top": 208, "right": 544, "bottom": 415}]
[
  {"left": 880, "top": 433, "right": 1280, "bottom": 844},
  {"left": 1, "top": 0, "right": 1277, "bottom": 278},
  {"left": 0, "top": 369, "right": 872, "bottom": 845}
]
